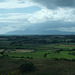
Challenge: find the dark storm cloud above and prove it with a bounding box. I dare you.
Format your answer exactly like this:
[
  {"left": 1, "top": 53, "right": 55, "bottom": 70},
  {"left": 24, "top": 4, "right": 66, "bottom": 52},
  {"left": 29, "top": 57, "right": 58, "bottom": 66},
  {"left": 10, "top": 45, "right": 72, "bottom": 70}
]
[
  {"left": 32, "top": 0, "right": 75, "bottom": 9},
  {"left": 57, "top": 0, "right": 74, "bottom": 7},
  {"left": 30, "top": 21, "right": 75, "bottom": 30}
]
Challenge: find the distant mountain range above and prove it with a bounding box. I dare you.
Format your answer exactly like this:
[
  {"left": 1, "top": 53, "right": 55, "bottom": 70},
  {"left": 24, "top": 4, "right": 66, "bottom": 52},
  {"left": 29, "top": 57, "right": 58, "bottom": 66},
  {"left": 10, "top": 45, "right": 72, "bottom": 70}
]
[{"left": 6, "top": 29, "right": 75, "bottom": 35}]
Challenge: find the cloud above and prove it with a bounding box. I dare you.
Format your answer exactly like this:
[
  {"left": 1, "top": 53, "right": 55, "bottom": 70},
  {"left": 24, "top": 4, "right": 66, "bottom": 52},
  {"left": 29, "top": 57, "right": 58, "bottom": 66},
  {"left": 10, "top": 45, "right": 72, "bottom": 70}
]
[
  {"left": 28, "top": 8, "right": 75, "bottom": 23},
  {"left": 2, "top": 0, "right": 75, "bottom": 9},
  {"left": 0, "top": 0, "right": 75, "bottom": 24},
  {"left": 32, "top": 0, "right": 75, "bottom": 9},
  {"left": 0, "top": 26, "right": 17, "bottom": 34},
  {"left": 0, "top": 7, "right": 75, "bottom": 29},
  {"left": 0, "top": 0, "right": 37, "bottom": 9},
  {"left": 0, "top": 0, "right": 75, "bottom": 34}
]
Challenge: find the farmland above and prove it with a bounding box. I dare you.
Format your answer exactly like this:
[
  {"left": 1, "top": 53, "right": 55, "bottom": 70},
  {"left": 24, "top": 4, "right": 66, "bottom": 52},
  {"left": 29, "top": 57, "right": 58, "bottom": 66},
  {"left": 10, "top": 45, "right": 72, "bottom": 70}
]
[{"left": 0, "top": 35, "right": 75, "bottom": 75}]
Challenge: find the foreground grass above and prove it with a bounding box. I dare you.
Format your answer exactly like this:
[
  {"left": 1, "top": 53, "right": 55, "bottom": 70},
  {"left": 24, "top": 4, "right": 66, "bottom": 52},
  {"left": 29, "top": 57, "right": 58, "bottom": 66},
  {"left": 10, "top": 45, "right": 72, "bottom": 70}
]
[{"left": 0, "top": 58, "right": 75, "bottom": 75}]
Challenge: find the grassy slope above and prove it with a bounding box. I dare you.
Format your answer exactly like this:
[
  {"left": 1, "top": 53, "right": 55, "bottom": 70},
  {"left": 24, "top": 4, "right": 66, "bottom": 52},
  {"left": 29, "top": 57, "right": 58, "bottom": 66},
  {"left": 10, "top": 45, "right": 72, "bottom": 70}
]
[{"left": 0, "top": 58, "right": 75, "bottom": 75}]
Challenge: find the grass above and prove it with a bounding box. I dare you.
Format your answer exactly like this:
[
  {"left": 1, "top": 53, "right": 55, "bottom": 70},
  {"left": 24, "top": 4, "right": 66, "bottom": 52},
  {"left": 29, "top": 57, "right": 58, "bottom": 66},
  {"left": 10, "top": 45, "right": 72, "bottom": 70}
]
[
  {"left": 3, "top": 48, "right": 75, "bottom": 60},
  {"left": 47, "top": 51, "right": 75, "bottom": 60},
  {"left": 0, "top": 58, "right": 75, "bottom": 75},
  {"left": 5, "top": 51, "right": 46, "bottom": 58}
]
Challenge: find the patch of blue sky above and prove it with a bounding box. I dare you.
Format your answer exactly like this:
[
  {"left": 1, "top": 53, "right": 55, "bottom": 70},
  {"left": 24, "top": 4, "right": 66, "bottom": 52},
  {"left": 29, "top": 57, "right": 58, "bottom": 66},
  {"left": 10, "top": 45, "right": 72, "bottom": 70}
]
[
  {"left": 0, "top": 0, "right": 5, "bottom": 2},
  {"left": 18, "top": 1, "right": 26, "bottom": 4},
  {"left": 0, "top": 6, "right": 41, "bottom": 14}
]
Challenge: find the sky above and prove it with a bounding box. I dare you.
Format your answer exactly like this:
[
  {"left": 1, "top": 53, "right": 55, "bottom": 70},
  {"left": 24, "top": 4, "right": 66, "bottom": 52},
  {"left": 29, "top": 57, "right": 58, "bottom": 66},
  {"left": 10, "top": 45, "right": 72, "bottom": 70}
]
[{"left": 0, "top": 0, "right": 75, "bottom": 34}]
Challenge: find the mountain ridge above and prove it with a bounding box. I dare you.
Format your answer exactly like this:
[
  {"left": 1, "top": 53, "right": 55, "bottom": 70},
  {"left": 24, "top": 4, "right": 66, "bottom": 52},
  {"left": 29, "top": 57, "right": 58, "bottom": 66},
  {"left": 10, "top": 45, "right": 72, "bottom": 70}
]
[{"left": 6, "top": 29, "right": 75, "bottom": 35}]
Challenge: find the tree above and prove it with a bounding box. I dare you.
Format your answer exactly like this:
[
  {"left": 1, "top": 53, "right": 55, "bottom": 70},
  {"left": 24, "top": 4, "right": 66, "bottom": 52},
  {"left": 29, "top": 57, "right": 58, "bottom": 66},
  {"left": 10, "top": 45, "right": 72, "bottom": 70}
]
[
  {"left": 19, "top": 62, "right": 36, "bottom": 73},
  {"left": 44, "top": 53, "right": 47, "bottom": 58},
  {"left": 0, "top": 51, "right": 5, "bottom": 57}
]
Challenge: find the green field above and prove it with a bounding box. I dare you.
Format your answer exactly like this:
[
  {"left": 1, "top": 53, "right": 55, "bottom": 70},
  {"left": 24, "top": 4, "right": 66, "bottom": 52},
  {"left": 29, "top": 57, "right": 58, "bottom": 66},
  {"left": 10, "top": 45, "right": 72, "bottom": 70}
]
[{"left": 3, "top": 48, "right": 75, "bottom": 60}]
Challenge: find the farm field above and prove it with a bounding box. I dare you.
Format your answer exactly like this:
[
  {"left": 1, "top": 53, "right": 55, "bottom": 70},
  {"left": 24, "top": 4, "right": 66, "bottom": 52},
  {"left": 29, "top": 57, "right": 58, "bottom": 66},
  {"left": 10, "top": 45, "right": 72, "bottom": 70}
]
[
  {"left": 2, "top": 48, "right": 75, "bottom": 60},
  {"left": 0, "top": 35, "right": 75, "bottom": 75}
]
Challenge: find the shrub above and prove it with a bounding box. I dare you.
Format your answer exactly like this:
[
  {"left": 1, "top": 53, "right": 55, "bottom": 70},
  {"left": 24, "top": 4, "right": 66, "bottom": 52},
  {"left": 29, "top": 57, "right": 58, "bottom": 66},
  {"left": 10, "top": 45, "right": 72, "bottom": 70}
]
[
  {"left": 19, "top": 62, "right": 36, "bottom": 73},
  {"left": 44, "top": 53, "right": 47, "bottom": 58}
]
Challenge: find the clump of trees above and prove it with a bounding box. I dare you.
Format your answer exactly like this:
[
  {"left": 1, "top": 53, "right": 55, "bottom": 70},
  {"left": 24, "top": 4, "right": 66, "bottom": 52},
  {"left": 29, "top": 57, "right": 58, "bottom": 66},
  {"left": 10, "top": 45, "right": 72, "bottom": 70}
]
[
  {"left": 44, "top": 53, "right": 50, "bottom": 58},
  {"left": 0, "top": 49, "right": 9, "bottom": 58},
  {"left": 44, "top": 53, "right": 47, "bottom": 58},
  {"left": 19, "top": 62, "right": 36, "bottom": 73}
]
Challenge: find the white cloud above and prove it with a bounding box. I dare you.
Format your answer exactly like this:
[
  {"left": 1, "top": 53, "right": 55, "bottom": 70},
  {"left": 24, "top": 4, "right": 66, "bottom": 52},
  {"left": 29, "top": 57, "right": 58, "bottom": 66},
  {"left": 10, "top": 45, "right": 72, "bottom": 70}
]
[
  {"left": 28, "top": 7, "right": 75, "bottom": 23},
  {"left": 0, "top": 26, "right": 17, "bottom": 34},
  {"left": 0, "top": 0, "right": 75, "bottom": 34},
  {"left": 0, "top": 7, "right": 75, "bottom": 24},
  {"left": 0, "top": 0, "right": 37, "bottom": 9},
  {"left": 0, "top": 0, "right": 75, "bottom": 24},
  {"left": 0, "top": 2, "right": 75, "bottom": 34}
]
